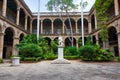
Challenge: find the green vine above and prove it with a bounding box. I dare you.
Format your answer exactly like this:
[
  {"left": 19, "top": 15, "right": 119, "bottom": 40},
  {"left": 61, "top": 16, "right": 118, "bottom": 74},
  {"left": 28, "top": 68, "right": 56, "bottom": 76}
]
[{"left": 94, "top": 0, "right": 113, "bottom": 42}]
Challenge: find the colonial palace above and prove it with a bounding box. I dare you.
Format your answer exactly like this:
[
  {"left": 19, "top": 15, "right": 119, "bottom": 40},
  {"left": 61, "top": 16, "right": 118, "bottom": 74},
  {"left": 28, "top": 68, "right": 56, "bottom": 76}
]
[{"left": 0, "top": 0, "right": 120, "bottom": 59}]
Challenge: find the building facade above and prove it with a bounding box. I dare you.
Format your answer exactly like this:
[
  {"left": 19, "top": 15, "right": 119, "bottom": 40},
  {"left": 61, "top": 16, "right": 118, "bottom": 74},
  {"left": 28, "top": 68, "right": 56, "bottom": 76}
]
[{"left": 0, "top": 0, "right": 120, "bottom": 59}]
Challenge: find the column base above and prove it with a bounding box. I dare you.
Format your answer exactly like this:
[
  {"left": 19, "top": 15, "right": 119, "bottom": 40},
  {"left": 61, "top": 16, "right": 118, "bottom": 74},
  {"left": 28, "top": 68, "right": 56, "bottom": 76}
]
[{"left": 51, "top": 58, "right": 71, "bottom": 64}]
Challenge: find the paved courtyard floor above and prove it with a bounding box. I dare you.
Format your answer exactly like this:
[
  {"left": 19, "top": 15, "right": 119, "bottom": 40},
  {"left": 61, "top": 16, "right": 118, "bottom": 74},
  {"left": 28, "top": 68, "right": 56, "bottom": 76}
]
[{"left": 0, "top": 60, "right": 120, "bottom": 80}]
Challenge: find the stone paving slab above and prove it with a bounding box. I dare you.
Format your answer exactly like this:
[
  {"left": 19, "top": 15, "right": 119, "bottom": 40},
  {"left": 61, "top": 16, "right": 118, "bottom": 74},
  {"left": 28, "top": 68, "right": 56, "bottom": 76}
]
[{"left": 0, "top": 61, "right": 120, "bottom": 80}]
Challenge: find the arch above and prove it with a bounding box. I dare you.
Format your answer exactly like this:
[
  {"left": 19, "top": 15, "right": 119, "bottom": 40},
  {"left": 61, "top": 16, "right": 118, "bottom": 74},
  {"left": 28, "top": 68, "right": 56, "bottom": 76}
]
[
  {"left": 64, "top": 18, "right": 75, "bottom": 22},
  {"left": 43, "top": 19, "right": 52, "bottom": 34},
  {"left": 84, "top": 37, "right": 87, "bottom": 44},
  {"left": 119, "top": 0, "right": 120, "bottom": 14},
  {"left": 106, "top": 1, "right": 115, "bottom": 19},
  {"left": 78, "top": 37, "right": 87, "bottom": 47},
  {"left": 65, "top": 37, "right": 76, "bottom": 46},
  {"left": 98, "top": 33, "right": 103, "bottom": 47},
  {"left": 92, "top": 35, "right": 96, "bottom": 44},
  {"left": 14, "top": 0, "right": 19, "bottom": 6},
  {"left": 3, "top": 27, "right": 14, "bottom": 59},
  {"left": 0, "top": 23, "right": 2, "bottom": 32},
  {"left": 4, "top": 27, "right": 15, "bottom": 36},
  {"left": 27, "top": 16, "right": 30, "bottom": 32},
  {"left": 91, "top": 14, "right": 95, "bottom": 32},
  {"left": 6, "top": 0, "right": 17, "bottom": 23},
  {"left": 54, "top": 18, "right": 62, "bottom": 34},
  {"left": 108, "top": 27, "right": 118, "bottom": 44},
  {"left": 54, "top": 37, "right": 58, "bottom": 41},
  {"left": 53, "top": 37, "right": 58, "bottom": 45},
  {"left": 32, "top": 19, "right": 37, "bottom": 34},
  {"left": 43, "top": 18, "right": 52, "bottom": 21},
  {"left": 108, "top": 26, "right": 119, "bottom": 56},
  {"left": 64, "top": 18, "right": 76, "bottom": 34},
  {"left": 0, "top": 0, "right": 3, "bottom": 15},
  {"left": 78, "top": 37, "right": 82, "bottom": 47},
  {"left": 19, "top": 33, "right": 24, "bottom": 42},
  {"left": 19, "top": 8, "right": 25, "bottom": 29},
  {"left": 77, "top": 18, "right": 88, "bottom": 34},
  {"left": 44, "top": 37, "right": 51, "bottom": 46}
]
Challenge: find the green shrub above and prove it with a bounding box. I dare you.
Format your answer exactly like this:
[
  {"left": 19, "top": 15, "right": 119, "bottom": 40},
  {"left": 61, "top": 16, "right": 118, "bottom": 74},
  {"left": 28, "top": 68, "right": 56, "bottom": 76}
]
[
  {"left": 64, "top": 46, "right": 79, "bottom": 56},
  {"left": 20, "top": 34, "right": 37, "bottom": 44},
  {"left": 38, "top": 37, "right": 50, "bottom": 54},
  {"left": 43, "top": 53, "right": 57, "bottom": 60},
  {"left": 19, "top": 43, "right": 43, "bottom": 58},
  {"left": 94, "top": 48, "right": 114, "bottom": 61},
  {"left": 64, "top": 56, "right": 79, "bottom": 60},
  {"left": 117, "top": 57, "right": 120, "bottom": 62},
  {"left": 19, "top": 55, "right": 24, "bottom": 61},
  {"left": 79, "top": 45, "right": 95, "bottom": 61},
  {"left": 79, "top": 45, "right": 114, "bottom": 61},
  {"left": 51, "top": 40, "right": 58, "bottom": 54},
  {"left": 35, "top": 57, "right": 41, "bottom": 61},
  {"left": 22, "top": 57, "right": 41, "bottom": 62},
  {"left": 24, "top": 57, "right": 36, "bottom": 61},
  {"left": 0, "top": 58, "right": 3, "bottom": 63},
  {"left": 17, "top": 34, "right": 50, "bottom": 58}
]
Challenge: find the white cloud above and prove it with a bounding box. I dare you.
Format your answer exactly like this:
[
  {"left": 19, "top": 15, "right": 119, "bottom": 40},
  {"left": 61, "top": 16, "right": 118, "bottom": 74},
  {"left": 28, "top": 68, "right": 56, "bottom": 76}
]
[
  {"left": 24, "top": 0, "right": 95, "bottom": 12},
  {"left": 73, "top": 0, "right": 95, "bottom": 12}
]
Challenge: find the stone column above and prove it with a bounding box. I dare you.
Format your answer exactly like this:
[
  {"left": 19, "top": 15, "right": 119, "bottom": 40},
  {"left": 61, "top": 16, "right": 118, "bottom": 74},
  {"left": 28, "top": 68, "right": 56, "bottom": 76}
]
[
  {"left": 95, "top": 14, "right": 97, "bottom": 29},
  {"left": 0, "top": 33, "right": 4, "bottom": 59},
  {"left": 12, "top": 36, "right": 19, "bottom": 56},
  {"left": 75, "top": 21, "right": 78, "bottom": 34},
  {"left": 41, "top": 20, "right": 43, "bottom": 34},
  {"left": 76, "top": 39, "right": 79, "bottom": 48},
  {"left": 16, "top": 6, "right": 20, "bottom": 25},
  {"left": 96, "top": 34, "right": 99, "bottom": 45},
  {"left": 114, "top": 0, "right": 119, "bottom": 16},
  {"left": 25, "top": 15, "right": 28, "bottom": 30},
  {"left": 94, "top": 10, "right": 97, "bottom": 30},
  {"left": 2, "top": 0, "right": 7, "bottom": 17},
  {"left": 103, "top": 39, "right": 109, "bottom": 49},
  {"left": 118, "top": 33, "right": 120, "bottom": 56},
  {"left": 62, "top": 21, "right": 65, "bottom": 34},
  {"left": 51, "top": 21, "right": 54, "bottom": 34},
  {"left": 30, "top": 19, "right": 33, "bottom": 33},
  {"left": 88, "top": 20, "right": 92, "bottom": 33}
]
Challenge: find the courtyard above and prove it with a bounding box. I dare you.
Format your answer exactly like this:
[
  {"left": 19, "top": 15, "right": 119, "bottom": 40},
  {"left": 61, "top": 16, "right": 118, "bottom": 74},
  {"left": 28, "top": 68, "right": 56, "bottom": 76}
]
[{"left": 0, "top": 61, "right": 120, "bottom": 80}]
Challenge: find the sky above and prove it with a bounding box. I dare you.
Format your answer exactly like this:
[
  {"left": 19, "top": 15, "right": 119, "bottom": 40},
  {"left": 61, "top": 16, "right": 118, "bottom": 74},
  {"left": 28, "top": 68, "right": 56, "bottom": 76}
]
[{"left": 24, "top": 0, "right": 95, "bottom": 12}]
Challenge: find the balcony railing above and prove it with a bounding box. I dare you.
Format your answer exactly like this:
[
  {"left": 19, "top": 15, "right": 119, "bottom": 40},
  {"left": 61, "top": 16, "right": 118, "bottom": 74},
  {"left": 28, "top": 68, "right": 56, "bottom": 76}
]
[
  {"left": 19, "top": 23, "right": 25, "bottom": 29},
  {"left": 33, "top": 29, "right": 37, "bottom": 34},
  {"left": 27, "top": 29, "right": 30, "bottom": 33},
  {"left": 109, "top": 40, "right": 118, "bottom": 45},
  {"left": 32, "top": 28, "right": 89, "bottom": 35},
  {"left": 33, "top": 12, "right": 89, "bottom": 16},
  {"left": 43, "top": 29, "right": 52, "bottom": 34},
  {"left": 6, "top": 13, "right": 16, "bottom": 23},
  {"left": 54, "top": 29, "right": 62, "bottom": 34}
]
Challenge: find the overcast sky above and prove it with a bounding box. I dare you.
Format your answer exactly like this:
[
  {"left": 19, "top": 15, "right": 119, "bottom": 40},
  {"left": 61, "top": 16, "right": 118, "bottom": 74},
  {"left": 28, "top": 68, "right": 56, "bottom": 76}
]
[{"left": 24, "top": 0, "right": 95, "bottom": 12}]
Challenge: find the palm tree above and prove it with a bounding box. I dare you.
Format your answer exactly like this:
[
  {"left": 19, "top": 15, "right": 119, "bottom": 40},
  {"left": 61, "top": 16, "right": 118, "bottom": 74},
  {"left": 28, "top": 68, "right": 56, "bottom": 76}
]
[{"left": 46, "top": 0, "right": 78, "bottom": 47}]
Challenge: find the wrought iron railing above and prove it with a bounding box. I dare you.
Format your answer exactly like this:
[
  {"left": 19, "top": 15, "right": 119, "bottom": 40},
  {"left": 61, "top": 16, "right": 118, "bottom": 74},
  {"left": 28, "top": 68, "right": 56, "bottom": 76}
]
[
  {"left": 6, "top": 13, "right": 16, "bottom": 23},
  {"left": 33, "top": 12, "right": 89, "bottom": 16}
]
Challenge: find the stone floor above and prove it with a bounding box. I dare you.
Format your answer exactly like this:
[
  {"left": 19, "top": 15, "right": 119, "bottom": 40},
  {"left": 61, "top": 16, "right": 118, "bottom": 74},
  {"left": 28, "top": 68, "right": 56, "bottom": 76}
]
[{"left": 0, "top": 60, "right": 120, "bottom": 80}]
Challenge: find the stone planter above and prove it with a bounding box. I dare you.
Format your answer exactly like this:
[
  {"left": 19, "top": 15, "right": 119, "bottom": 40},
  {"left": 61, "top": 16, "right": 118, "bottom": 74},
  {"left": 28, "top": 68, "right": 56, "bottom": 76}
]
[{"left": 11, "top": 57, "right": 20, "bottom": 66}]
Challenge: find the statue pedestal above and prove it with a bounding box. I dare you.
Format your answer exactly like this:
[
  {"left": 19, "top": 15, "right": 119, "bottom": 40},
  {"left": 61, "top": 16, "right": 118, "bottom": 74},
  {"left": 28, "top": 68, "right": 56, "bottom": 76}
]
[
  {"left": 51, "top": 46, "right": 70, "bottom": 64},
  {"left": 58, "top": 46, "right": 63, "bottom": 59}
]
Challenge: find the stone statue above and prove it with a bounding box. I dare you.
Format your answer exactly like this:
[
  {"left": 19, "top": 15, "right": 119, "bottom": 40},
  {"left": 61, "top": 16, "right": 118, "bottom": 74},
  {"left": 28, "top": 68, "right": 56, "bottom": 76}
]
[{"left": 58, "top": 35, "right": 64, "bottom": 46}]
